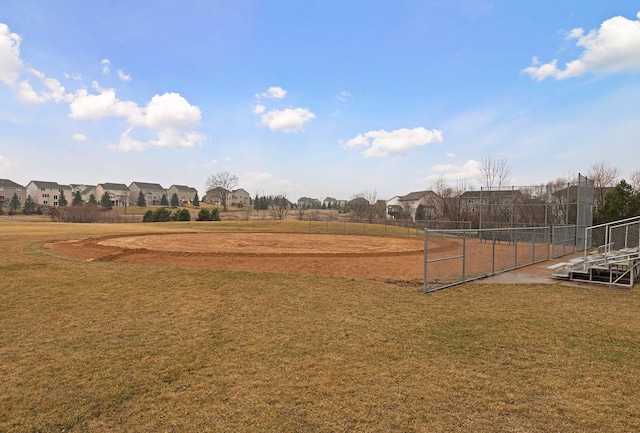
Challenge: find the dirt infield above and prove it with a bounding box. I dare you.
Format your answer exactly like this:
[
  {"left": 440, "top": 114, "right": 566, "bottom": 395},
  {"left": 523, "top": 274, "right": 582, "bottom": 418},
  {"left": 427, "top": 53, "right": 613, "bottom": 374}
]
[
  {"left": 47, "top": 231, "right": 557, "bottom": 284},
  {"left": 47, "top": 232, "right": 443, "bottom": 282}
]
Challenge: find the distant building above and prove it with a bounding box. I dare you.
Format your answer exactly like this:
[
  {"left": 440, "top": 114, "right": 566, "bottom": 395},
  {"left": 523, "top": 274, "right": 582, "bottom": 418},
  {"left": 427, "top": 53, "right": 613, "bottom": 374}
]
[{"left": 0, "top": 179, "right": 25, "bottom": 208}]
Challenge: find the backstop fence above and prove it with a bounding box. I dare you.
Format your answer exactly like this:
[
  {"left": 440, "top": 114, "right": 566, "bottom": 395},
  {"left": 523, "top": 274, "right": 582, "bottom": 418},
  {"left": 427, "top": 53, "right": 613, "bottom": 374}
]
[{"left": 475, "top": 174, "right": 594, "bottom": 232}]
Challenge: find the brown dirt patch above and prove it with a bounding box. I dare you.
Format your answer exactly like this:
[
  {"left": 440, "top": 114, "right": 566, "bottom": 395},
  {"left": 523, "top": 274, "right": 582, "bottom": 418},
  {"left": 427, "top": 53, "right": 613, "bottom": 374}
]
[{"left": 47, "top": 232, "right": 454, "bottom": 281}]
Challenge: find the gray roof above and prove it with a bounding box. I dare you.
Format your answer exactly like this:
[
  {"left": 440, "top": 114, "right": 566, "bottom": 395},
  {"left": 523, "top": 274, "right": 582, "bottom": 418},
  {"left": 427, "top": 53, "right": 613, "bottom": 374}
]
[
  {"left": 460, "top": 190, "right": 518, "bottom": 198},
  {"left": 399, "top": 191, "right": 434, "bottom": 201},
  {"left": 29, "top": 180, "right": 61, "bottom": 189},
  {"left": 172, "top": 185, "right": 197, "bottom": 192},
  {"left": 130, "top": 182, "right": 165, "bottom": 190},
  {"left": 99, "top": 183, "right": 129, "bottom": 191},
  {"left": 0, "top": 179, "right": 24, "bottom": 188}
]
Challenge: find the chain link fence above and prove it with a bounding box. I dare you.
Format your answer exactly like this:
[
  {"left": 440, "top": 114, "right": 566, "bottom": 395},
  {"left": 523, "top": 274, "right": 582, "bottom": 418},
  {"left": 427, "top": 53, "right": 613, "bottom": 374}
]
[
  {"left": 305, "top": 218, "right": 470, "bottom": 237},
  {"left": 424, "top": 227, "right": 551, "bottom": 292}
]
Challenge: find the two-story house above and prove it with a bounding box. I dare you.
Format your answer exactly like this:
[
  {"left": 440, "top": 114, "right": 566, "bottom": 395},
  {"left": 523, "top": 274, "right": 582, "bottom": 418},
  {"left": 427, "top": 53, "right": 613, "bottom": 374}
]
[
  {"left": 231, "top": 188, "right": 251, "bottom": 207},
  {"left": 26, "top": 181, "right": 72, "bottom": 207},
  {"left": 0, "top": 179, "right": 25, "bottom": 208},
  {"left": 129, "top": 182, "right": 167, "bottom": 206},
  {"left": 397, "top": 191, "right": 443, "bottom": 221},
  {"left": 96, "top": 183, "right": 130, "bottom": 207},
  {"left": 168, "top": 185, "right": 198, "bottom": 204}
]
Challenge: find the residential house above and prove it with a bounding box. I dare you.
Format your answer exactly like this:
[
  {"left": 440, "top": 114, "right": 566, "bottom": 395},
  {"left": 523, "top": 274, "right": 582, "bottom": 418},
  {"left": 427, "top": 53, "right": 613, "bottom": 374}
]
[
  {"left": 397, "top": 191, "right": 443, "bottom": 221},
  {"left": 297, "top": 197, "right": 321, "bottom": 209},
  {"left": 26, "top": 181, "right": 71, "bottom": 207},
  {"left": 129, "top": 182, "right": 167, "bottom": 206},
  {"left": 168, "top": 185, "right": 198, "bottom": 205},
  {"left": 204, "top": 187, "right": 230, "bottom": 207},
  {"left": 231, "top": 188, "right": 251, "bottom": 207},
  {"left": 323, "top": 197, "right": 338, "bottom": 208},
  {"left": 460, "top": 189, "right": 525, "bottom": 228},
  {"left": 0, "top": 179, "right": 25, "bottom": 208},
  {"left": 70, "top": 184, "right": 95, "bottom": 204},
  {"left": 385, "top": 195, "right": 403, "bottom": 219},
  {"left": 96, "top": 183, "right": 130, "bottom": 207},
  {"left": 79, "top": 186, "right": 97, "bottom": 203}
]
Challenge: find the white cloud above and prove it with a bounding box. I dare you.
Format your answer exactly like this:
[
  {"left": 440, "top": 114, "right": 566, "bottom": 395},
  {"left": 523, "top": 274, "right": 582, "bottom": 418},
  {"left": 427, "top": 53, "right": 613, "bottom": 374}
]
[
  {"left": 336, "top": 90, "right": 350, "bottom": 102},
  {"left": 344, "top": 127, "right": 443, "bottom": 157},
  {"left": 0, "top": 23, "right": 22, "bottom": 87},
  {"left": 445, "top": 152, "right": 456, "bottom": 158},
  {"left": 259, "top": 86, "right": 287, "bottom": 99},
  {"left": 117, "top": 69, "right": 131, "bottom": 81},
  {"left": 101, "top": 59, "right": 111, "bottom": 74},
  {"left": 69, "top": 87, "right": 142, "bottom": 121},
  {"left": 72, "top": 133, "right": 88, "bottom": 141},
  {"left": 424, "top": 160, "right": 481, "bottom": 183},
  {"left": 0, "top": 23, "right": 204, "bottom": 152},
  {"left": 16, "top": 79, "right": 48, "bottom": 104},
  {"left": 261, "top": 107, "right": 315, "bottom": 133},
  {"left": 108, "top": 127, "right": 147, "bottom": 151},
  {"left": 142, "top": 92, "right": 201, "bottom": 130},
  {"left": 253, "top": 103, "right": 266, "bottom": 114},
  {"left": 524, "top": 12, "right": 640, "bottom": 80}
]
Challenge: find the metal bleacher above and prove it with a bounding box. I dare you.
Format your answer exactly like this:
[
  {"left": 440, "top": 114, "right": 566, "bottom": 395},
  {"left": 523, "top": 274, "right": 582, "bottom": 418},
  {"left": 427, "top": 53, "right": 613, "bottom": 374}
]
[{"left": 549, "top": 216, "right": 640, "bottom": 288}]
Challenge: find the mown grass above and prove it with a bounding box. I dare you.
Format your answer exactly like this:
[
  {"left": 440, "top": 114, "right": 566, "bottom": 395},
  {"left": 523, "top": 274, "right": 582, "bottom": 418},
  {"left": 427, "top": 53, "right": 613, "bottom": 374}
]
[{"left": 1, "top": 218, "right": 640, "bottom": 432}]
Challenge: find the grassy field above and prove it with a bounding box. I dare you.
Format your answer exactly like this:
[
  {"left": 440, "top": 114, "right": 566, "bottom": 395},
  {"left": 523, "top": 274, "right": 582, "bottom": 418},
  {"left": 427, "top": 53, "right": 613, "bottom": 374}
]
[{"left": 1, "top": 218, "right": 640, "bottom": 432}]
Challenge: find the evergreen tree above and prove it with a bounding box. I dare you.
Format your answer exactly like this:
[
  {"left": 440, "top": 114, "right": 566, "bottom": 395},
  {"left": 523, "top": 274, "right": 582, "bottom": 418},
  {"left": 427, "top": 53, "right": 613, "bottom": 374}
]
[
  {"left": 415, "top": 204, "right": 426, "bottom": 221},
  {"left": 58, "top": 190, "right": 68, "bottom": 207},
  {"left": 88, "top": 194, "right": 97, "bottom": 205},
  {"left": 9, "top": 193, "right": 21, "bottom": 213},
  {"left": 72, "top": 190, "right": 83, "bottom": 206},
  {"left": 23, "top": 195, "right": 36, "bottom": 214},
  {"left": 594, "top": 180, "right": 640, "bottom": 224},
  {"left": 170, "top": 193, "right": 180, "bottom": 207},
  {"left": 100, "top": 192, "right": 113, "bottom": 210},
  {"left": 254, "top": 194, "right": 260, "bottom": 210},
  {"left": 192, "top": 192, "right": 200, "bottom": 207},
  {"left": 137, "top": 191, "right": 147, "bottom": 207},
  {"left": 160, "top": 193, "right": 169, "bottom": 206}
]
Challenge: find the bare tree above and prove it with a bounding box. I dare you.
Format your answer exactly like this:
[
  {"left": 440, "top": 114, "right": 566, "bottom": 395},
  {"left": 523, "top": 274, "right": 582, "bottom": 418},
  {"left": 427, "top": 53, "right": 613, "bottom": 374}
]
[
  {"left": 269, "top": 194, "right": 290, "bottom": 220},
  {"left": 205, "top": 172, "right": 238, "bottom": 212},
  {"left": 350, "top": 190, "right": 383, "bottom": 223},
  {"left": 630, "top": 170, "right": 640, "bottom": 192},
  {"left": 478, "top": 155, "right": 511, "bottom": 190},
  {"left": 588, "top": 162, "right": 621, "bottom": 210}
]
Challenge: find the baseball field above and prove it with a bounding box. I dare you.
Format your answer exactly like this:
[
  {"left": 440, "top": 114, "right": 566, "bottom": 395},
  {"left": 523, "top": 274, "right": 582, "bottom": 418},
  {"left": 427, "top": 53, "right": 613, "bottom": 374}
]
[{"left": 2, "top": 217, "right": 639, "bottom": 432}]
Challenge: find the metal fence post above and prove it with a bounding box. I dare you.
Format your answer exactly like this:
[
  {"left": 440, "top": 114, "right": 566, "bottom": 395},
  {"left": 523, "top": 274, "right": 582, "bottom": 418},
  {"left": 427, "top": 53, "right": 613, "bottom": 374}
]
[
  {"left": 462, "top": 229, "right": 467, "bottom": 282},
  {"left": 423, "top": 229, "right": 428, "bottom": 293},
  {"left": 514, "top": 228, "right": 518, "bottom": 269}
]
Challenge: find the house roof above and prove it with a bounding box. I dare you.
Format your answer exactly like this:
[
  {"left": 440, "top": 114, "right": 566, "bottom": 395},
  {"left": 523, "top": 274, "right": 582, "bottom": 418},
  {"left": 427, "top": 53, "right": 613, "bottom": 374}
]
[
  {"left": 99, "top": 183, "right": 129, "bottom": 191},
  {"left": 399, "top": 190, "right": 434, "bottom": 201},
  {"left": 80, "top": 186, "right": 96, "bottom": 195},
  {"left": 171, "top": 184, "right": 197, "bottom": 192},
  {"left": 29, "top": 180, "right": 61, "bottom": 189},
  {"left": 460, "top": 189, "right": 518, "bottom": 198},
  {"left": 323, "top": 197, "right": 337, "bottom": 202},
  {"left": 0, "top": 179, "right": 24, "bottom": 188},
  {"left": 130, "top": 182, "right": 165, "bottom": 190}
]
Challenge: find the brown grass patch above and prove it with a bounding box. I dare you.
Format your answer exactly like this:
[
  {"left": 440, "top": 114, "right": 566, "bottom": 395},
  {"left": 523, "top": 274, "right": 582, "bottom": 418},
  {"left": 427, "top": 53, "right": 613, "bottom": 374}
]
[{"left": 1, "top": 219, "right": 640, "bottom": 432}]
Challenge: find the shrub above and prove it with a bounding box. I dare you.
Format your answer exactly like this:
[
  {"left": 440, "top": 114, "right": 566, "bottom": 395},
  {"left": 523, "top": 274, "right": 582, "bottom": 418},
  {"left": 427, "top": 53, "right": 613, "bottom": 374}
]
[
  {"left": 176, "top": 208, "right": 191, "bottom": 221},
  {"left": 197, "top": 208, "right": 211, "bottom": 221},
  {"left": 142, "top": 208, "right": 172, "bottom": 223},
  {"left": 142, "top": 210, "right": 155, "bottom": 222},
  {"left": 211, "top": 208, "right": 221, "bottom": 221}
]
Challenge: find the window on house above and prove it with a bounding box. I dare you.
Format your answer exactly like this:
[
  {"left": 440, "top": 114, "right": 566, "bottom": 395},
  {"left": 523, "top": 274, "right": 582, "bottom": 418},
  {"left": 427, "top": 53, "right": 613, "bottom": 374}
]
[
  {"left": 54, "top": 195, "right": 58, "bottom": 200},
  {"left": 54, "top": 202, "right": 58, "bottom": 206}
]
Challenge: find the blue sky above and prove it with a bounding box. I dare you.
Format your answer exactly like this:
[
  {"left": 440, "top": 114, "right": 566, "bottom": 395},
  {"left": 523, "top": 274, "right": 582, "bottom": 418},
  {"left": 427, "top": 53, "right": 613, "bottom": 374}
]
[{"left": 1, "top": 1, "right": 639, "bottom": 200}]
